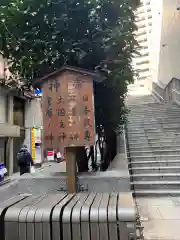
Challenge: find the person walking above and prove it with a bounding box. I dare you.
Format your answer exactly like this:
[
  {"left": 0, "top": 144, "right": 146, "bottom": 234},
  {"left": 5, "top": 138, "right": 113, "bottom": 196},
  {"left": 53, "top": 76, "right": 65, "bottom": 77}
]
[
  {"left": 17, "top": 145, "right": 34, "bottom": 175},
  {"left": 56, "top": 150, "right": 62, "bottom": 163}
]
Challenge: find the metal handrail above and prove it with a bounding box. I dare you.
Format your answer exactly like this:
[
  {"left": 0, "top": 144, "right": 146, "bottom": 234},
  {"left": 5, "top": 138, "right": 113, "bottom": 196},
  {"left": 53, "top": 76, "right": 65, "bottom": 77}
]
[
  {"left": 152, "top": 88, "right": 165, "bottom": 101},
  {"left": 172, "top": 88, "right": 180, "bottom": 95}
]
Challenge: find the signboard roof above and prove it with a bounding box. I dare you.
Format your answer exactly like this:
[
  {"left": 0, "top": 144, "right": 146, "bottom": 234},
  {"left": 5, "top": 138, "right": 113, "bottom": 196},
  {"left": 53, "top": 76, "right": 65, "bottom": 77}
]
[{"left": 33, "top": 65, "right": 102, "bottom": 87}]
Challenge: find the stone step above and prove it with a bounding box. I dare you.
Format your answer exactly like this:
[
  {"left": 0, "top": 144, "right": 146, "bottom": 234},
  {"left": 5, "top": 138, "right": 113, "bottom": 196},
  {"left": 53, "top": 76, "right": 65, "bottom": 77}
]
[
  {"left": 129, "top": 160, "right": 180, "bottom": 167},
  {"left": 130, "top": 132, "right": 180, "bottom": 137},
  {"left": 129, "top": 109, "right": 180, "bottom": 113},
  {"left": 129, "top": 108, "right": 179, "bottom": 112},
  {"left": 129, "top": 113, "right": 180, "bottom": 117},
  {"left": 127, "top": 133, "right": 171, "bottom": 137},
  {"left": 128, "top": 117, "right": 180, "bottom": 120},
  {"left": 127, "top": 118, "right": 180, "bottom": 123},
  {"left": 127, "top": 129, "right": 165, "bottom": 134},
  {"left": 128, "top": 115, "right": 180, "bottom": 119},
  {"left": 128, "top": 110, "right": 180, "bottom": 114},
  {"left": 147, "top": 138, "right": 180, "bottom": 143},
  {"left": 128, "top": 136, "right": 169, "bottom": 141},
  {"left": 128, "top": 102, "right": 163, "bottom": 106},
  {"left": 129, "top": 109, "right": 180, "bottom": 112},
  {"left": 130, "top": 166, "right": 180, "bottom": 174},
  {"left": 127, "top": 127, "right": 180, "bottom": 133},
  {"left": 130, "top": 155, "right": 180, "bottom": 161},
  {"left": 128, "top": 139, "right": 179, "bottom": 144},
  {"left": 129, "top": 137, "right": 180, "bottom": 142},
  {"left": 128, "top": 133, "right": 171, "bottom": 138},
  {"left": 129, "top": 104, "right": 178, "bottom": 107},
  {"left": 127, "top": 123, "right": 180, "bottom": 128},
  {"left": 129, "top": 144, "right": 180, "bottom": 152},
  {"left": 128, "top": 116, "right": 180, "bottom": 119},
  {"left": 132, "top": 173, "right": 180, "bottom": 181},
  {"left": 129, "top": 149, "right": 180, "bottom": 157},
  {"left": 129, "top": 142, "right": 178, "bottom": 147},
  {"left": 128, "top": 131, "right": 180, "bottom": 136},
  {"left": 132, "top": 181, "right": 180, "bottom": 190},
  {"left": 128, "top": 141, "right": 180, "bottom": 147},
  {"left": 128, "top": 112, "right": 180, "bottom": 120},
  {"left": 128, "top": 131, "right": 168, "bottom": 135},
  {"left": 128, "top": 128, "right": 160, "bottom": 131},
  {"left": 133, "top": 189, "right": 180, "bottom": 196}
]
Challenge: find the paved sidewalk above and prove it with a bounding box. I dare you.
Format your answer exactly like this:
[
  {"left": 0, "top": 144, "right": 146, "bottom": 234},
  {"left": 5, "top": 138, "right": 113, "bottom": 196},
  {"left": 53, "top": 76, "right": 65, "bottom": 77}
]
[
  {"left": 11, "top": 161, "right": 66, "bottom": 180},
  {"left": 136, "top": 196, "right": 180, "bottom": 240}
]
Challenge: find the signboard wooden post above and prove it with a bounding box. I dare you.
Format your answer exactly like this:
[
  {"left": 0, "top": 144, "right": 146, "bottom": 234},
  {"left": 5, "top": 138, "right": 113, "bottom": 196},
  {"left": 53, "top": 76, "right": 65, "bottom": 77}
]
[
  {"left": 34, "top": 66, "right": 101, "bottom": 193},
  {"left": 31, "top": 128, "right": 36, "bottom": 160}
]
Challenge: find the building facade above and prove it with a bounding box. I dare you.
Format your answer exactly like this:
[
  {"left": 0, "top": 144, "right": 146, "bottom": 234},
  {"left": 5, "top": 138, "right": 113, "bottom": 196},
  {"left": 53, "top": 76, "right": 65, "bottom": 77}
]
[
  {"left": 0, "top": 53, "right": 43, "bottom": 176},
  {"left": 133, "top": 0, "right": 152, "bottom": 84},
  {"left": 151, "top": 0, "right": 180, "bottom": 87},
  {"left": 0, "top": 87, "right": 42, "bottom": 176}
]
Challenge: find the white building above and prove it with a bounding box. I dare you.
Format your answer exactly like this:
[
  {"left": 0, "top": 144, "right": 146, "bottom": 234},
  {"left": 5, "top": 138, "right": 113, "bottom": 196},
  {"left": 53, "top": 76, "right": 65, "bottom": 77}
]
[
  {"left": 128, "top": 0, "right": 152, "bottom": 95},
  {"left": 151, "top": 0, "right": 180, "bottom": 88},
  {"left": 133, "top": 0, "right": 152, "bottom": 84}
]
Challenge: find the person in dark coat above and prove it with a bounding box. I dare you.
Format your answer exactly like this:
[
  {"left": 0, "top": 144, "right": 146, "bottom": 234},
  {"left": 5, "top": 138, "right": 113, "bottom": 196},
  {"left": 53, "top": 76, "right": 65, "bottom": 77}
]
[{"left": 17, "top": 145, "right": 34, "bottom": 175}]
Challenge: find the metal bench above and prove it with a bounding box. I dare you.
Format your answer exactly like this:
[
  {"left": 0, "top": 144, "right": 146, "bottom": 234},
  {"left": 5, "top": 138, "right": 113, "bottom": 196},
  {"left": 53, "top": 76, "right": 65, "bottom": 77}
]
[{"left": 0, "top": 192, "right": 136, "bottom": 240}]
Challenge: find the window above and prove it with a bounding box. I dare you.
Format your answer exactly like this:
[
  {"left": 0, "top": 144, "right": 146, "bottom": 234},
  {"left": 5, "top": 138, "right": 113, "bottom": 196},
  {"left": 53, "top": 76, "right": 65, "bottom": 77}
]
[
  {"left": 136, "top": 60, "right": 149, "bottom": 66},
  {"left": 138, "top": 38, "right": 148, "bottom": 43},
  {"left": 136, "top": 31, "right": 146, "bottom": 37},
  {"left": 13, "top": 97, "right": 25, "bottom": 126},
  {"left": 137, "top": 68, "right": 149, "bottom": 73}
]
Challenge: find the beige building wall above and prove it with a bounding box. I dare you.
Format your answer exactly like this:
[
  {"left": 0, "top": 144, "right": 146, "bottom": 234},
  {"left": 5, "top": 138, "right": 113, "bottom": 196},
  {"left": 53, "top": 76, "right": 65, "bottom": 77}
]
[
  {"left": 25, "top": 98, "right": 42, "bottom": 128},
  {"left": 151, "top": 0, "right": 180, "bottom": 86},
  {"left": 150, "top": 0, "right": 163, "bottom": 84},
  {"left": 132, "top": 0, "right": 152, "bottom": 84}
]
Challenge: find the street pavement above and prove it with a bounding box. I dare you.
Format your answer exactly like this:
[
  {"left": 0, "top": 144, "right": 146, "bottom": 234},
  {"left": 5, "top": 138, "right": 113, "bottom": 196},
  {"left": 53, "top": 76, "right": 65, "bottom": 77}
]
[
  {"left": 2, "top": 158, "right": 180, "bottom": 239},
  {"left": 11, "top": 161, "right": 66, "bottom": 180},
  {"left": 0, "top": 161, "right": 67, "bottom": 202},
  {"left": 136, "top": 196, "right": 180, "bottom": 240}
]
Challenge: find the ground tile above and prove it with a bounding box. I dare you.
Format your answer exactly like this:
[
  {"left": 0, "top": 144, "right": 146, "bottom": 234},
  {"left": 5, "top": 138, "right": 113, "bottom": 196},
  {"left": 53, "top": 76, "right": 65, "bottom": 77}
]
[
  {"left": 142, "top": 220, "right": 180, "bottom": 240},
  {"left": 158, "top": 206, "right": 180, "bottom": 220},
  {"left": 136, "top": 197, "right": 175, "bottom": 208},
  {"left": 138, "top": 205, "right": 163, "bottom": 220}
]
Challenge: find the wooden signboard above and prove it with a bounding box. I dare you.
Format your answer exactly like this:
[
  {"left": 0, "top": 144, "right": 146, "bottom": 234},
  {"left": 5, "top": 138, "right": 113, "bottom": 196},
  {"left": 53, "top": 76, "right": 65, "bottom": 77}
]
[{"left": 42, "top": 69, "right": 96, "bottom": 151}]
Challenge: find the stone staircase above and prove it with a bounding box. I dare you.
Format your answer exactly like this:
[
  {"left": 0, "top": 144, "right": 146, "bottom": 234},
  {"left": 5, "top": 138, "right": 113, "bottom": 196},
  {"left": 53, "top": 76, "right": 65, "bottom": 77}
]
[{"left": 127, "top": 94, "right": 180, "bottom": 196}]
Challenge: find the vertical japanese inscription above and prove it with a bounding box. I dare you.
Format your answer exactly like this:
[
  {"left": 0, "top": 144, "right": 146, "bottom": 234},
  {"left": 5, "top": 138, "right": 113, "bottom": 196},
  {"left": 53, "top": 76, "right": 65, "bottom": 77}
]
[
  {"left": 49, "top": 79, "right": 60, "bottom": 92},
  {"left": 43, "top": 71, "right": 95, "bottom": 148},
  {"left": 82, "top": 87, "right": 93, "bottom": 143},
  {"left": 46, "top": 96, "right": 52, "bottom": 118},
  {"left": 55, "top": 80, "right": 66, "bottom": 147},
  {"left": 44, "top": 82, "right": 54, "bottom": 147},
  {"left": 67, "top": 79, "right": 81, "bottom": 142}
]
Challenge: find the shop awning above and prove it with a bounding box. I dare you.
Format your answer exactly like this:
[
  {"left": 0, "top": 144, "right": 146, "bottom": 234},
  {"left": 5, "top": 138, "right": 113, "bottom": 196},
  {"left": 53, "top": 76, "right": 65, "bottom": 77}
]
[{"left": 0, "top": 123, "right": 20, "bottom": 137}]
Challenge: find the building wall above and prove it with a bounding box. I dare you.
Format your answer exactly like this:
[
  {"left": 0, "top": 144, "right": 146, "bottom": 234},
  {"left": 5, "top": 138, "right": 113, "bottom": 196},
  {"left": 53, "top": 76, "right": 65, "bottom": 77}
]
[
  {"left": 153, "top": 0, "right": 180, "bottom": 85},
  {"left": 0, "top": 93, "right": 7, "bottom": 123},
  {"left": 25, "top": 98, "right": 42, "bottom": 128},
  {"left": 24, "top": 98, "right": 43, "bottom": 160},
  {"left": 0, "top": 89, "right": 43, "bottom": 174},
  {"left": 0, "top": 138, "right": 6, "bottom": 164},
  {"left": 150, "top": 0, "right": 163, "bottom": 84},
  {"left": 133, "top": 0, "right": 152, "bottom": 83},
  {"left": 0, "top": 92, "right": 10, "bottom": 173}
]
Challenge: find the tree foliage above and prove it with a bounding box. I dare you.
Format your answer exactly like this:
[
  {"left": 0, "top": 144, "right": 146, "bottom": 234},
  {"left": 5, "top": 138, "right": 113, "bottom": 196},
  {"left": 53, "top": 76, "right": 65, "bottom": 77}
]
[{"left": 0, "top": 0, "right": 140, "bottom": 164}]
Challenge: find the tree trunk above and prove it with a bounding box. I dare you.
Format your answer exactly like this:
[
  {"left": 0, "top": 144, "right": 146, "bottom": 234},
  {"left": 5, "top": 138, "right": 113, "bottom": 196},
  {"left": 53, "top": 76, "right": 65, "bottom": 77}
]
[{"left": 76, "top": 147, "right": 88, "bottom": 172}]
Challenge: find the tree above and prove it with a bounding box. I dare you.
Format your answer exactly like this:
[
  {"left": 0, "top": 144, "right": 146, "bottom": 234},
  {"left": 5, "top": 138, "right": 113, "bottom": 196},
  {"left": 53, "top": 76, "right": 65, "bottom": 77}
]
[{"left": 0, "top": 0, "right": 140, "bottom": 170}]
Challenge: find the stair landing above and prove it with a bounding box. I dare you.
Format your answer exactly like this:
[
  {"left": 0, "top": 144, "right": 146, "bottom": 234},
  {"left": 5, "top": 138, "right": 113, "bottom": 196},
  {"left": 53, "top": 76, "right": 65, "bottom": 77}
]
[
  {"left": 126, "top": 90, "right": 180, "bottom": 239},
  {"left": 136, "top": 196, "right": 180, "bottom": 240}
]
